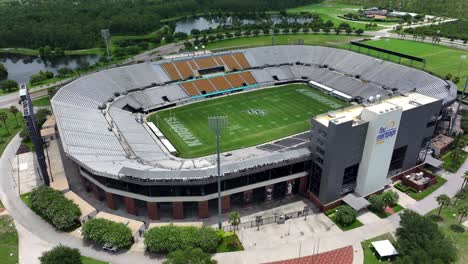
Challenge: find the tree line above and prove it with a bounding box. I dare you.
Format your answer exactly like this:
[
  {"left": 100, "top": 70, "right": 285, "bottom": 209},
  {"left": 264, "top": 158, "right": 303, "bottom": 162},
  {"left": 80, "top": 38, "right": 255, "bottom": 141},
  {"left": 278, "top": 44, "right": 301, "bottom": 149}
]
[
  {"left": 336, "top": 0, "right": 468, "bottom": 20},
  {"left": 0, "top": 0, "right": 315, "bottom": 50}
]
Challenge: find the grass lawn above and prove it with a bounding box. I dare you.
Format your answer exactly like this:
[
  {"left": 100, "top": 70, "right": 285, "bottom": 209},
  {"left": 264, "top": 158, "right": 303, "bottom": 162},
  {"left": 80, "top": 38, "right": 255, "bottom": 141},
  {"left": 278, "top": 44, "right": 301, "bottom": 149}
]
[
  {"left": 441, "top": 149, "right": 468, "bottom": 173},
  {"left": 216, "top": 232, "right": 244, "bottom": 253},
  {"left": 325, "top": 209, "right": 364, "bottom": 231},
  {"left": 205, "top": 34, "right": 365, "bottom": 50},
  {"left": 20, "top": 192, "right": 31, "bottom": 208},
  {"left": 32, "top": 96, "right": 51, "bottom": 107},
  {"left": 148, "top": 83, "right": 349, "bottom": 158},
  {"left": 372, "top": 204, "right": 405, "bottom": 219},
  {"left": 81, "top": 256, "right": 108, "bottom": 264},
  {"left": 349, "top": 39, "right": 468, "bottom": 90},
  {"left": 287, "top": 2, "right": 391, "bottom": 30},
  {"left": 427, "top": 191, "right": 468, "bottom": 264},
  {"left": 0, "top": 215, "right": 18, "bottom": 264},
  {"left": 361, "top": 233, "right": 396, "bottom": 264},
  {"left": 0, "top": 109, "right": 26, "bottom": 156}
]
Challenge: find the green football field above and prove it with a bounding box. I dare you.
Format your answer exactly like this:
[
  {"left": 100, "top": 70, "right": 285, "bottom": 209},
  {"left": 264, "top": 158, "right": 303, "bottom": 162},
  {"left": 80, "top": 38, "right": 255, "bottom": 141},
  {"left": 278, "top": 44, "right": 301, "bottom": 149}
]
[{"left": 148, "top": 84, "right": 348, "bottom": 158}]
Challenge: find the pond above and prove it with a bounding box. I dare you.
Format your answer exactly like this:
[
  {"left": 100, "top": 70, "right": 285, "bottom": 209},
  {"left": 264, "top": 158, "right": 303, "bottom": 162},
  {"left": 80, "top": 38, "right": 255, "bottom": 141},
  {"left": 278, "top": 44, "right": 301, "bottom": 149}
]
[
  {"left": 0, "top": 53, "right": 100, "bottom": 83},
  {"left": 174, "top": 15, "right": 314, "bottom": 34}
]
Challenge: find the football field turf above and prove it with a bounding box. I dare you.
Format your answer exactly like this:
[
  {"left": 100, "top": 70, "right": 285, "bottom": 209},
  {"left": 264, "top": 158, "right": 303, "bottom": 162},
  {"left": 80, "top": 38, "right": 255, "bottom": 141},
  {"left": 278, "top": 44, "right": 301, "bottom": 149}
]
[{"left": 148, "top": 83, "right": 348, "bottom": 158}]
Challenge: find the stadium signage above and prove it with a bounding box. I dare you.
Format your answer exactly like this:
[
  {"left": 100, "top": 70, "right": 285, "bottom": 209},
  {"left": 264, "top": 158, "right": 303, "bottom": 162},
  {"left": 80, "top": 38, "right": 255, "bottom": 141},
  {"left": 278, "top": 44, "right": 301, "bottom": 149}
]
[
  {"left": 376, "top": 120, "right": 397, "bottom": 144},
  {"left": 165, "top": 117, "right": 202, "bottom": 147}
]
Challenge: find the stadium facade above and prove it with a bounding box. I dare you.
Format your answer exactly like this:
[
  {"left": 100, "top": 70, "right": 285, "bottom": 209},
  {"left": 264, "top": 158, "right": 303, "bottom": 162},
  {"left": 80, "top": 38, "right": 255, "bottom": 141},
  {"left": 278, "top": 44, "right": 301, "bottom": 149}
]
[{"left": 51, "top": 45, "right": 457, "bottom": 219}]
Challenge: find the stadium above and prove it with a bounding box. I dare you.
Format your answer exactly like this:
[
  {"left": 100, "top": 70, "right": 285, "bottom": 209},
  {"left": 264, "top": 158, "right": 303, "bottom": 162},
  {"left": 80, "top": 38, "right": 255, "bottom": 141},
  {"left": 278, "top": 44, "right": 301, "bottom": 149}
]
[{"left": 51, "top": 45, "right": 458, "bottom": 220}]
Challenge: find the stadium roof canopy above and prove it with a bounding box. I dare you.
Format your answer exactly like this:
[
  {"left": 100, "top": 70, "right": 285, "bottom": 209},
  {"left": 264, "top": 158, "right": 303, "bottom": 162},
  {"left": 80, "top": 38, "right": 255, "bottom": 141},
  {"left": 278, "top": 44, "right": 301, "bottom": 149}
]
[{"left": 51, "top": 45, "right": 457, "bottom": 181}]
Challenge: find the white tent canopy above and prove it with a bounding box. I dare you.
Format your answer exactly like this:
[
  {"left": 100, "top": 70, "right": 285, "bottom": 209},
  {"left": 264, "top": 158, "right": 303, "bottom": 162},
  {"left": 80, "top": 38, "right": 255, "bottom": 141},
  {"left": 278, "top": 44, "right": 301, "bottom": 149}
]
[{"left": 371, "top": 240, "right": 399, "bottom": 257}]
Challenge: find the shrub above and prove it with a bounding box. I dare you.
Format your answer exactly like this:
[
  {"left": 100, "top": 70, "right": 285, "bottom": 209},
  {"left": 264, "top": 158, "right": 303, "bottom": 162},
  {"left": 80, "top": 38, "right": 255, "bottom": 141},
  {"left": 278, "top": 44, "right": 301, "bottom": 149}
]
[
  {"left": 449, "top": 224, "right": 465, "bottom": 233},
  {"left": 335, "top": 205, "right": 357, "bottom": 226},
  {"left": 428, "top": 214, "right": 444, "bottom": 222},
  {"left": 382, "top": 190, "right": 399, "bottom": 208},
  {"left": 368, "top": 194, "right": 385, "bottom": 212},
  {"left": 144, "top": 225, "right": 220, "bottom": 254},
  {"left": 39, "top": 245, "right": 82, "bottom": 264},
  {"left": 29, "top": 186, "right": 80, "bottom": 231},
  {"left": 82, "top": 218, "right": 133, "bottom": 249}
]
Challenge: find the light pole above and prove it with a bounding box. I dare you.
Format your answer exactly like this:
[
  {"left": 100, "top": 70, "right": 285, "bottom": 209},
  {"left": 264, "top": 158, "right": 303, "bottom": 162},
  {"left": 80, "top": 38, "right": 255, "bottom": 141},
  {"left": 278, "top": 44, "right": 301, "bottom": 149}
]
[
  {"left": 451, "top": 77, "right": 468, "bottom": 136},
  {"left": 208, "top": 116, "right": 228, "bottom": 229},
  {"left": 457, "top": 55, "right": 466, "bottom": 77},
  {"left": 101, "top": 29, "right": 111, "bottom": 59}
]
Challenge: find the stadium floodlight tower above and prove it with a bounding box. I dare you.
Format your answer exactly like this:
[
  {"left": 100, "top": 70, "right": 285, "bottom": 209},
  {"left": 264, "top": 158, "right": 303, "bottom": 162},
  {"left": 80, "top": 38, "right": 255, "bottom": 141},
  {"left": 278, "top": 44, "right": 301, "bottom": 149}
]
[
  {"left": 101, "top": 29, "right": 111, "bottom": 59},
  {"left": 19, "top": 84, "right": 50, "bottom": 186},
  {"left": 208, "top": 116, "right": 228, "bottom": 229}
]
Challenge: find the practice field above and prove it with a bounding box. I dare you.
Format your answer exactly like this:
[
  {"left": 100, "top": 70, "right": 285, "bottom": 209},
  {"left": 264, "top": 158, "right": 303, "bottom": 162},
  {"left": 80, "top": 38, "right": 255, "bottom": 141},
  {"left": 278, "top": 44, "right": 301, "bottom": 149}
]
[
  {"left": 148, "top": 83, "right": 348, "bottom": 158},
  {"left": 350, "top": 39, "right": 468, "bottom": 90}
]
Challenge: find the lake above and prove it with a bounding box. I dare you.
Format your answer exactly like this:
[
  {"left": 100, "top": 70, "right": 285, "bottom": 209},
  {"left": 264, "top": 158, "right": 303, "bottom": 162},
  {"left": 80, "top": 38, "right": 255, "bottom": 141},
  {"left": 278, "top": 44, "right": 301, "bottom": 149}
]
[
  {"left": 0, "top": 53, "right": 100, "bottom": 83},
  {"left": 174, "top": 15, "right": 314, "bottom": 34}
]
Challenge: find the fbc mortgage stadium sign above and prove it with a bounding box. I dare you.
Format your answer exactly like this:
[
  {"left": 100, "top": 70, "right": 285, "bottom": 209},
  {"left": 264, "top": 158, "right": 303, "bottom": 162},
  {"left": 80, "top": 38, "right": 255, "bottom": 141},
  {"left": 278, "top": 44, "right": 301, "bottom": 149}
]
[{"left": 376, "top": 120, "right": 397, "bottom": 144}]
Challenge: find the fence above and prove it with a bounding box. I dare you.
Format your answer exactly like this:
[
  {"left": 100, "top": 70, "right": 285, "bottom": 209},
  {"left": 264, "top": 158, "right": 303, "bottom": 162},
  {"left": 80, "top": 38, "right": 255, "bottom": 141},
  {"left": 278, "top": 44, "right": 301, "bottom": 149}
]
[{"left": 222, "top": 208, "right": 312, "bottom": 232}]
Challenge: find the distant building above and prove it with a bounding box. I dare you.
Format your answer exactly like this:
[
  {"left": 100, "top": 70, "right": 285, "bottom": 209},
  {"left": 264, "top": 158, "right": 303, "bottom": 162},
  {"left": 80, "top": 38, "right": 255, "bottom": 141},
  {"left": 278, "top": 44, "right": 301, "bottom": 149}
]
[{"left": 361, "top": 7, "right": 388, "bottom": 17}]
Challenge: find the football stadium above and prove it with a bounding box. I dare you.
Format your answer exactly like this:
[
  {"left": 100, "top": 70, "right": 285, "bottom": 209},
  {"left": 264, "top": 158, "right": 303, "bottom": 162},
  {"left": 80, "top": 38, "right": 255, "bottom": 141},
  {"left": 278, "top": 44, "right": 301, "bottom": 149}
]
[{"left": 51, "top": 45, "right": 458, "bottom": 220}]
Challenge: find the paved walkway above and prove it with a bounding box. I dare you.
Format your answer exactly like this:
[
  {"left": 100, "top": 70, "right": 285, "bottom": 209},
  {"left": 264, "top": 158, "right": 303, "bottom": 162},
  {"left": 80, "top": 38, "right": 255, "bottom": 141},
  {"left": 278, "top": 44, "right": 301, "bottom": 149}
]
[{"left": 1, "top": 133, "right": 466, "bottom": 264}]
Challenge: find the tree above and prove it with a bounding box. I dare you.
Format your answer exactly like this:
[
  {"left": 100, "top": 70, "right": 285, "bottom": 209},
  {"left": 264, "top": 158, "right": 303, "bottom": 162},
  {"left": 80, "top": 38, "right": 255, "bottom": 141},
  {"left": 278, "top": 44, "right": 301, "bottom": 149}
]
[
  {"left": 82, "top": 218, "right": 133, "bottom": 249},
  {"left": 0, "top": 112, "right": 9, "bottom": 135},
  {"left": 382, "top": 191, "right": 399, "bottom": 208},
  {"left": 228, "top": 211, "right": 241, "bottom": 233},
  {"left": 453, "top": 192, "right": 464, "bottom": 206},
  {"left": 355, "top": 28, "right": 364, "bottom": 35},
  {"left": 0, "top": 63, "right": 7, "bottom": 81},
  {"left": 334, "top": 27, "right": 341, "bottom": 35},
  {"left": 0, "top": 79, "right": 18, "bottom": 93},
  {"left": 368, "top": 194, "right": 385, "bottom": 213},
  {"left": 191, "top": 29, "right": 201, "bottom": 36},
  {"left": 163, "top": 248, "right": 217, "bottom": 264},
  {"left": 395, "top": 210, "right": 457, "bottom": 264},
  {"left": 462, "top": 171, "right": 468, "bottom": 188},
  {"left": 436, "top": 194, "right": 451, "bottom": 216},
  {"left": 323, "top": 28, "right": 330, "bottom": 34},
  {"left": 335, "top": 205, "right": 357, "bottom": 226},
  {"left": 35, "top": 109, "right": 52, "bottom": 127},
  {"left": 458, "top": 206, "right": 468, "bottom": 224},
  {"left": 9, "top": 105, "right": 19, "bottom": 127},
  {"left": 39, "top": 245, "right": 82, "bottom": 264},
  {"left": 345, "top": 27, "right": 352, "bottom": 35}
]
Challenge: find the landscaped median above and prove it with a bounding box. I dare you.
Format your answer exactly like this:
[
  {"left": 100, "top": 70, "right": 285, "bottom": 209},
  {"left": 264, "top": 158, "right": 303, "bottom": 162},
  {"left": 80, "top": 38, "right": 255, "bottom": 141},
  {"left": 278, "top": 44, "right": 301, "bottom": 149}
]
[
  {"left": 368, "top": 190, "right": 405, "bottom": 218},
  {"left": 394, "top": 175, "right": 447, "bottom": 201},
  {"left": 29, "top": 186, "right": 81, "bottom": 231},
  {"left": 325, "top": 205, "right": 363, "bottom": 231},
  {"left": 82, "top": 218, "right": 133, "bottom": 250}
]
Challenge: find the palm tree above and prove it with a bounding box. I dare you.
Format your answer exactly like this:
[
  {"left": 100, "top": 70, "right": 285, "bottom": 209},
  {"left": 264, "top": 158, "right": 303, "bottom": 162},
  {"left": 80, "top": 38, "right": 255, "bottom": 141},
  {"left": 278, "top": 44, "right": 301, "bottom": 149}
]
[
  {"left": 228, "top": 211, "right": 241, "bottom": 233},
  {"left": 457, "top": 206, "right": 468, "bottom": 224},
  {"left": 462, "top": 171, "right": 468, "bottom": 188},
  {"left": 436, "top": 194, "right": 451, "bottom": 216},
  {"left": 0, "top": 112, "right": 9, "bottom": 135},
  {"left": 9, "top": 105, "right": 19, "bottom": 127},
  {"left": 453, "top": 192, "right": 464, "bottom": 206}
]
